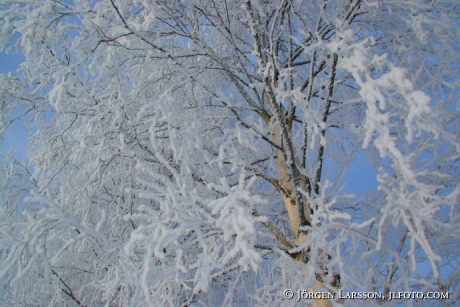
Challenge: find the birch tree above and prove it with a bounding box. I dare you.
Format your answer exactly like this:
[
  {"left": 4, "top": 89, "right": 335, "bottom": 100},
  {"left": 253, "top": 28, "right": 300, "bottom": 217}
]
[{"left": 0, "top": 0, "right": 459, "bottom": 306}]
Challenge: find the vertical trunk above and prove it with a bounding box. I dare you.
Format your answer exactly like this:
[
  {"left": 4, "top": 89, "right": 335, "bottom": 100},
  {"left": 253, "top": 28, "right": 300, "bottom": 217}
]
[
  {"left": 260, "top": 61, "right": 335, "bottom": 307},
  {"left": 271, "top": 124, "right": 334, "bottom": 307},
  {"left": 250, "top": 4, "right": 338, "bottom": 301},
  {"left": 273, "top": 123, "right": 311, "bottom": 242}
]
